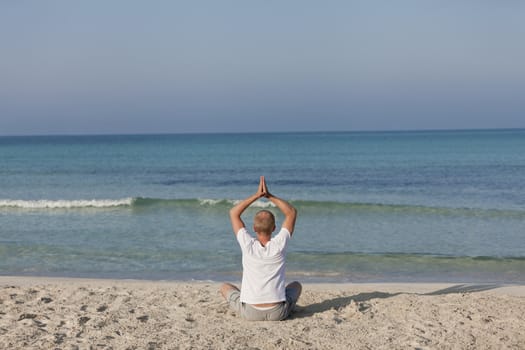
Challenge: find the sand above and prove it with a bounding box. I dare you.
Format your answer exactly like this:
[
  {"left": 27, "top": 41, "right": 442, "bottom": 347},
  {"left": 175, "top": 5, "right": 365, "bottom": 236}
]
[{"left": 1, "top": 277, "right": 524, "bottom": 349}]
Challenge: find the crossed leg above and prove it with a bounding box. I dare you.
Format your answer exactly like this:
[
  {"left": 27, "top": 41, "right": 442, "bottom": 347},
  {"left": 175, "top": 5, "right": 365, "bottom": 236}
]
[
  {"left": 220, "top": 283, "right": 239, "bottom": 300},
  {"left": 285, "top": 281, "right": 302, "bottom": 308}
]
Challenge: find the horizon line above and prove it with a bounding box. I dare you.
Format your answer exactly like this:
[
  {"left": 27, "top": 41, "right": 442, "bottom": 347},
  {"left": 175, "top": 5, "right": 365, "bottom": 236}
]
[{"left": 1, "top": 127, "right": 524, "bottom": 138}]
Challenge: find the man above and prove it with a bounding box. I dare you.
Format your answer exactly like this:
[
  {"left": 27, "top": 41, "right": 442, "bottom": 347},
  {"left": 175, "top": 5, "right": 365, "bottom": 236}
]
[{"left": 220, "top": 176, "right": 302, "bottom": 321}]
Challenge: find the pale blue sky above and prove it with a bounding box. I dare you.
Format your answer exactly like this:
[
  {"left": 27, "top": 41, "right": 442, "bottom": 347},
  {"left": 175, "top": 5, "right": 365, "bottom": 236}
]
[{"left": 1, "top": 1, "right": 524, "bottom": 135}]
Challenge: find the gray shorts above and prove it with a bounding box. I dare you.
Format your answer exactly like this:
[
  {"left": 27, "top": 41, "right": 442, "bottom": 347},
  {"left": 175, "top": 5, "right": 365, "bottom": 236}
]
[{"left": 226, "top": 287, "right": 301, "bottom": 321}]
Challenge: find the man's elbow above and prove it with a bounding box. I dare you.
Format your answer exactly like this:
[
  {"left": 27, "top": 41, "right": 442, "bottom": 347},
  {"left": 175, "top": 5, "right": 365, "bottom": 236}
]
[{"left": 229, "top": 208, "right": 240, "bottom": 219}]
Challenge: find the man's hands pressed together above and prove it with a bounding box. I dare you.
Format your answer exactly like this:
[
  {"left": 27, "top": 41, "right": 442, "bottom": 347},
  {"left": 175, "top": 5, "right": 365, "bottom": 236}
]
[
  {"left": 256, "top": 176, "right": 267, "bottom": 198},
  {"left": 229, "top": 176, "right": 297, "bottom": 236}
]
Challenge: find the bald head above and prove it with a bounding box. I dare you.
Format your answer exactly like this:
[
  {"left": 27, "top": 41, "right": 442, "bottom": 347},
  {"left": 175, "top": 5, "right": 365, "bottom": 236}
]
[{"left": 253, "top": 210, "right": 276, "bottom": 235}]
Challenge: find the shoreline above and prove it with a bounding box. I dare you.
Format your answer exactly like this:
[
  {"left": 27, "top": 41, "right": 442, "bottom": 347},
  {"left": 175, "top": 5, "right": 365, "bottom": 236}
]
[
  {"left": 1, "top": 275, "right": 525, "bottom": 296},
  {"left": 2, "top": 276, "right": 524, "bottom": 349}
]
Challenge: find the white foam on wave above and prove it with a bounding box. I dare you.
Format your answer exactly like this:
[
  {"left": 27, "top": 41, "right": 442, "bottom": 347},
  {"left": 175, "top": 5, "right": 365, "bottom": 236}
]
[
  {"left": 198, "top": 198, "right": 275, "bottom": 208},
  {"left": 198, "top": 199, "right": 226, "bottom": 206},
  {"left": 0, "top": 198, "right": 134, "bottom": 209},
  {"left": 230, "top": 199, "right": 276, "bottom": 208}
]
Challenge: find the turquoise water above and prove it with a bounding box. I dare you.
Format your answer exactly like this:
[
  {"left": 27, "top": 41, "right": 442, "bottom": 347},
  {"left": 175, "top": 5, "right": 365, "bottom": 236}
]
[{"left": 1, "top": 130, "right": 524, "bottom": 282}]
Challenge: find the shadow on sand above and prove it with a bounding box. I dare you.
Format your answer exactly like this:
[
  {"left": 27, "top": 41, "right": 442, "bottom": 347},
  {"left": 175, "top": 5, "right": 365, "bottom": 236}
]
[
  {"left": 294, "top": 284, "right": 501, "bottom": 318},
  {"left": 422, "top": 283, "right": 500, "bottom": 295}
]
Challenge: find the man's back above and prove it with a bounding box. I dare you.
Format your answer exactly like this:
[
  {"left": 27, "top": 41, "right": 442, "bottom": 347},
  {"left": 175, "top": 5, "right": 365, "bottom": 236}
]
[{"left": 237, "top": 227, "right": 290, "bottom": 304}]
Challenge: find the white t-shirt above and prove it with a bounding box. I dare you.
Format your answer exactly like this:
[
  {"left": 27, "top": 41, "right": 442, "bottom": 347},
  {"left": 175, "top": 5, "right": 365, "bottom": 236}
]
[{"left": 236, "top": 227, "right": 290, "bottom": 304}]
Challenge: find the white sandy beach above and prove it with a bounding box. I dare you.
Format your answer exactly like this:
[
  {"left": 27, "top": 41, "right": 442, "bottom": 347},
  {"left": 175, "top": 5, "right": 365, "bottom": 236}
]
[{"left": 1, "top": 277, "right": 524, "bottom": 349}]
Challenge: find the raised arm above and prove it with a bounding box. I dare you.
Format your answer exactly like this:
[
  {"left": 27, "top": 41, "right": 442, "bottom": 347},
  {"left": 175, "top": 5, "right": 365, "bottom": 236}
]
[
  {"left": 229, "top": 176, "right": 266, "bottom": 235},
  {"left": 264, "top": 180, "right": 297, "bottom": 235}
]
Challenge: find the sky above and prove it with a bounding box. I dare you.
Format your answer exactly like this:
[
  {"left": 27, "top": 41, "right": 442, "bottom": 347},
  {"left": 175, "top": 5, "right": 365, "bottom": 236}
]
[{"left": 1, "top": 1, "right": 524, "bottom": 135}]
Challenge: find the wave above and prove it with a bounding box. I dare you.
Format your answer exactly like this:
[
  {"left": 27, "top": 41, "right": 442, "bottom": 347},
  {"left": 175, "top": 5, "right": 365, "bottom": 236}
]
[
  {"left": 0, "top": 198, "right": 134, "bottom": 209},
  {"left": 299, "top": 200, "right": 525, "bottom": 219},
  {"left": 0, "top": 197, "right": 274, "bottom": 210},
  {"left": 1, "top": 197, "right": 524, "bottom": 218},
  {"left": 134, "top": 197, "right": 275, "bottom": 207},
  {"left": 134, "top": 198, "right": 525, "bottom": 217}
]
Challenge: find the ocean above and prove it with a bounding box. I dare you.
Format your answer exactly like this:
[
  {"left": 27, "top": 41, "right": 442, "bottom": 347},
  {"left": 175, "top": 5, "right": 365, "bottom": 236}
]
[{"left": 1, "top": 129, "right": 524, "bottom": 283}]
